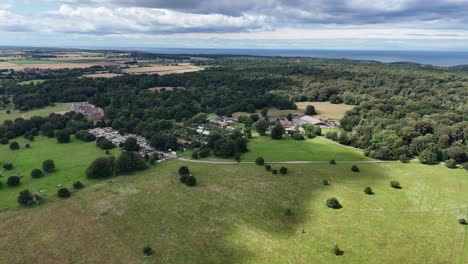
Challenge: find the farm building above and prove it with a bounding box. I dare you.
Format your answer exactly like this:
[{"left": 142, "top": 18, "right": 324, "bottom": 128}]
[{"left": 298, "top": 116, "right": 326, "bottom": 126}]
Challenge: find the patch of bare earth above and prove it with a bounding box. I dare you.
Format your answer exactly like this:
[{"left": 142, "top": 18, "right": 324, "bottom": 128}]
[{"left": 123, "top": 65, "right": 204, "bottom": 75}]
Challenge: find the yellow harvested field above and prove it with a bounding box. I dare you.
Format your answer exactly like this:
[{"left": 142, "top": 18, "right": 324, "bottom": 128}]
[
  {"left": 0, "top": 61, "right": 24, "bottom": 71},
  {"left": 4, "top": 62, "right": 117, "bottom": 71},
  {"left": 123, "top": 65, "right": 204, "bottom": 75},
  {"left": 81, "top": 73, "right": 123, "bottom": 79},
  {"left": 233, "top": 101, "right": 354, "bottom": 120}
]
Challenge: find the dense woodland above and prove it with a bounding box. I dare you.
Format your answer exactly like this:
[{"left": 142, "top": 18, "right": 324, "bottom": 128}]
[{"left": 1, "top": 56, "right": 467, "bottom": 165}]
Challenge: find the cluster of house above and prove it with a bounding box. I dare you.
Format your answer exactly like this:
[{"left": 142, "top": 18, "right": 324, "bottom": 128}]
[
  {"left": 208, "top": 117, "right": 237, "bottom": 131},
  {"left": 88, "top": 127, "right": 176, "bottom": 159},
  {"left": 70, "top": 102, "right": 105, "bottom": 121},
  {"left": 272, "top": 116, "right": 339, "bottom": 132},
  {"left": 195, "top": 126, "right": 211, "bottom": 136}
]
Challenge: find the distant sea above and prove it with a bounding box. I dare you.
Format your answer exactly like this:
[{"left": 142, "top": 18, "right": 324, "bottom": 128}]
[{"left": 122, "top": 48, "right": 468, "bottom": 67}]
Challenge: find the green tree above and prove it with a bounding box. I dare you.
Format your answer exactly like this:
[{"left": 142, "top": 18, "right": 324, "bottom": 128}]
[
  {"left": 116, "top": 151, "right": 147, "bottom": 174},
  {"left": 30, "top": 169, "right": 43, "bottom": 178},
  {"left": 419, "top": 148, "right": 438, "bottom": 165},
  {"left": 9, "top": 141, "right": 20, "bottom": 150},
  {"left": 56, "top": 129, "right": 71, "bottom": 143},
  {"left": 57, "top": 187, "right": 71, "bottom": 198},
  {"left": 86, "top": 156, "right": 115, "bottom": 179},
  {"left": 271, "top": 123, "right": 285, "bottom": 140},
  {"left": 254, "top": 119, "right": 269, "bottom": 136},
  {"left": 42, "top": 160, "right": 55, "bottom": 173},
  {"left": 123, "top": 137, "right": 140, "bottom": 151},
  {"left": 305, "top": 105, "right": 317, "bottom": 115}
]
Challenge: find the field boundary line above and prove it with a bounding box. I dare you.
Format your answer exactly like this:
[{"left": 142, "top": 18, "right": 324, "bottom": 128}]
[{"left": 178, "top": 157, "right": 395, "bottom": 165}]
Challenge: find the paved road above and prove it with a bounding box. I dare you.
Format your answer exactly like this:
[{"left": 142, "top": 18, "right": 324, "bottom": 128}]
[{"left": 178, "top": 158, "right": 395, "bottom": 164}]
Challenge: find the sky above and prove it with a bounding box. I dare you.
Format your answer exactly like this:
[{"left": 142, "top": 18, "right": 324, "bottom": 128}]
[{"left": 0, "top": 0, "right": 468, "bottom": 51}]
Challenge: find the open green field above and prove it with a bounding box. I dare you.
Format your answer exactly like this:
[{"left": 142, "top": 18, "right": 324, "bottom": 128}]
[
  {"left": 0, "top": 136, "right": 120, "bottom": 211},
  {"left": 0, "top": 103, "right": 70, "bottom": 123},
  {"left": 8, "top": 59, "right": 58, "bottom": 65},
  {"left": 0, "top": 160, "right": 466, "bottom": 263},
  {"left": 241, "top": 133, "right": 369, "bottom": 161}
]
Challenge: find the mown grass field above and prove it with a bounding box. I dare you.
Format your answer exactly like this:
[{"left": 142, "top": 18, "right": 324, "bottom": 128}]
[
  {"left": 0, "top": 136, "right": 120, "bottom": 211},
  {"left": 0, "top": 159, "right": 466, "bottom": 263},
  {"left": 8, "top": 59, "right": 58, "bottom": 65},
  {"left": 241, "top": 133, "right": 368, "bottom": 161},
  {"left": 0, "top": 103, "right": 70, "bottom": 123}
]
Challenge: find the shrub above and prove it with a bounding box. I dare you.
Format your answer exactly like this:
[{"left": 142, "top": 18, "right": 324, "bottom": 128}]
[
  {"left": 255, "top": 157, "right": 265, "bottom": 165},
  {"left": 5, "top": 131, "right": 15, "bottom": 139},
  {"left": 73, "top": 181, "right": 85, "bottom": 189},
  {"left": 399, "top": 155, "right": 410, "bottom": 163},
  {"left": 419, "top": 148, "right": 438, "bottom": 165},
  {"left": 7, "top": 176, "right": 21, "bottom": 187},
  {"left": 305, "top": 105, "right": 317, "bottom": 115},
  {"left": 75, "top": 130, "right": 96, "bottom": 142},
  {"left": 178, "top": 166, "right": 190, "bottom": 176},
  {"left": 56, "top": 129, "right": 71, "bottom": 143},
  {"left": 25, "top": 143, "right": 31, "bottom": 148},
  {"left": 293, "top": 133, "right": 305, "bottom": 140},
  {"left": 330, "top": 159, "right": 336, "bottom": 165},
  {"left": 198, "top": 148, "right": 210, "bottom": 158},
  {"left": 9, "top": 141, "right": 20, "bottom": 150},
  {"left": 3, "top": 163, "right": 13, "bottom": 170},
  {"left": 390, "top": 181, "right": 401, "bottom": 189},
  {"left": 323, "top": 179, "right": 330, "bottom": 186},
  {"left": 332, "top": 244, "right": 343, "bottom": 256},
  {"left": 325, "top": 131, "right": 338, "bottom": 141},
  {"left": 96, "top": 137, "right": 115, "bottom": 150},
  {"left": 463, "top": 163, "right": 468, "bottom": 171},
  {"left": 265, "top": 165, "right": 272, "bottom": 171},
  {"left": 86, "top": 156, "right": 115, "bottom": 179},
  {"left": 42, "top": 160, "right": 55, "bottom": 173},
  {"left": 279, "top": 167, "right": 288, "bottom": 174},
  {"left": 326, "top": 197, "right": 342, "bottom": 209},
  {"left": 143, "top": 246, "right": 154, "bottom": 256},
  {"left": 17, "top": 189, "right": 41, "bottom": 206},
  {"left": 0, "top": 137, "right": 9, "bottom": 144},
  {"left": 445, "top": 159, "right": 458, "bottom": 169},
  {"left": 179, "top": 174, "right": 189, "bottom": 183},
  {"left": 184, "top": 176, "right": 197, "bottom": 187},
  {"left": 459, "top": 218, "right": 467, "bottom": 225},
  {"left": 285, "top": 208, "right": 293, "bottom": 216},
  {"left": 30, "top": 169, "right": 43, "bottom": 178},
  {"left": 57, "top": 187, "right": 71, "bottom": 198},
  {"left": 351, "top": 165, "right": 360, "bottom": 172},
  {"left": 272, "top": 169, "right": 278, "bottom": 175},
  {"left": 191, "top": 151, "right": 199, "bottom": 159},
  {"left": 271, "top": 123, "right": 285, "bottom": 140},
  {"left": 364, "top": 187, "right": 374, "bottom": 195}
]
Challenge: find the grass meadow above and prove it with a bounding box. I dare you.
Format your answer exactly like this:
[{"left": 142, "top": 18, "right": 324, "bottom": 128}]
[
  {"left": 0, "top": 103, "right": 70, "bottom": 123},
  {"left": 0, "top": 160, "right": 466, "bottom": 263}
]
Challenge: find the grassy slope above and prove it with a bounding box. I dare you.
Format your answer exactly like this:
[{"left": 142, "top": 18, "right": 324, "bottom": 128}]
[
  {"left": 0, "top": 136, "right": 120, "bottom": 211},
  {"left": 0, "top": 160, "right": 466, "bottom": 263},
  {"left": 241, "top": 134, "right": 368, "bottom": 161},
  {"left": 0, "top": 103, "right": 70, "bottom": 123}
]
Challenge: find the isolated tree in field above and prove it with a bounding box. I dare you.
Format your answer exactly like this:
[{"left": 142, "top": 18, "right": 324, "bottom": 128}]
[
  {"left": 57, "top": 187, "right": 71, "bottom": 198},
  {"left": 271, "top": 123, "right": 285, "bottom": 140},
  {"left": 364, "top": 187, "right": 374, "bottom": 195},
  {"left": 326, "top": 197, "right": 342, "bottom": 209},
  {"left": 143, "top": 246, "right": 154, "bottom": 256},
  {"left": 7, "top": 176, "right": 21, "bottom": 187},
  {"left": 73, "top": 181, "right": 85, "bottom": 189},
  {"left": 17, "top": 189, "right": 40, "bottom": 206},
  {"left": 116, "top": 151, "right": 147, "bottom": 174},
  {"left": 445, "top": 159, "right": 458, "bottom": 169},
  {"left": 255, "top": 157, "right": 265, "bottom": 165},
  {"left": 323, "top": 179, "right": 330, "bottom": 186},
  {"left": 9, "top": 141, "right": 19, "bottom": 150},
  {"left": 184, "top": 176, "right": 197, "bottom": 187},
  {"left": 56, "top": 129, "right": 71, "bottom": 143},
  {"left": 179, "top": 166, "right": 190, "bottom": 176},
  {"left": 332, "top": 244, "right": 343, "bottom": 256},
  {"left": 123, "top": 137, "right": 140, "bottom": 151},
  {"left": 265, "top": 165, "right": 272, "bottom": 171},
  {"left": 272, "top": 169, "right": 278, "bottom": 175},
  {"left": 30, "top": 168, "right": 43, "bottom": 178},
  {"left": 3, "top": 163, "right": 13, "bottom": 170},
  {"left": 459, "top": 218, "right": 467, "bottom": 225},
  {"left": 351, "top": 165, "right": 360, "bottom": 172},
  {"left": 279, "top": 167, "right": 288, "bottom": 174},
  {"left": 86, "top": 156, "right": 115, "bottom": 179},
  {"left": 42, "top": 160, "right": 55, "bottom": 173},
  {"left": 330, "top": 159, "right": 336, "bottom": 165},
  {"left": 390, "top": 181, "right": 401, "bottom": 189},
  {"left": 0, "top": 137, "right": 9, "bottom": 144},
  {"left": 255, "top": 119, "right": 269, "bottom": 136},
  {"left": 305, "top": 105, "right": 317, "bottom": 115}
]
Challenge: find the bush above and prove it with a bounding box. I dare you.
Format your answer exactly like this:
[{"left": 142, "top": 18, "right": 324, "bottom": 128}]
[
  {"left": 143, "top": 246, "right": 154, "bottom": 256},
  {"left": 0, "top": 137, "right": 9, "bottom": 144},
  {"left": 419, "top": 148, "right": 438, "bottom": 165},
  {"left": 330, "top": 159, "right": 336, "bottom": 165},
  {"left": 25, "top": 143, "right": 31, "bottom": 148},
  {"left": 293, "top": 133, "right": 305, "bottom": 140},
  {"left": 459, "top": 218, "right": 467, "bottom": 225},
  {"left": 390, "top": 181, "right": 401, "bottom": 189},
  {"left": 116, "top": 151, "right": 147, "bottom": 174},
  {"left": 86, "top": 156, "right": 115, "bottom": 179},
  {"left": 305, "top": 105, "right": 317, "bottom": 115},
  {"left": 326, "top": 198, "right": 342, "bottom": 209},
  {"left": 198, "top": 148, "right": 210, "bottom": 158},
  {"left": 325, "top": 131, "right": 338, "bottom": 141},
  {"left": 30, "top": 169, "right": 43, "bottom": 178},
  {"left": 255, "top": 157, "right": 265, "bottom": 165},
  {"left": 279, "top": 167, "right": 288, "bottom": 174},
  {"left": 445, "top": 159, "right": 458, "bottom": 169},
  {"left": 42, "top": 160, "right": 55, "bottom": 173},
  {"left": 9, "top": 141, "right": 20, "bottom": 150},
  {"left": 323, "top": 179, "right": 330, "bottom": 186},
  {"left": 191, "top": 151, "right": 199, "bottom": 159},
  {"left": 463, "top": 163, "right": 468, "bottom": 171},
  {"left": 265, "top": 165, "right": 272, "bottom": 171},
  {"left": 351, "top": 165, "right": 360, "bottom": 172},
  {"left": 56, "top": 129, "right": 71, "bottom": 143},
  {"left": 57, "top": 187, "right": 71, "bottom": 198},
  {"left": 184, "top": 176, "right": 197, "bottom": 187},
  {"left": 3, "top": 163, "right": 13, "bottom": 170},
  {"left": 272, "top": 169, "right": 278, "bottom": 175},
  {"left": 17, "top": 189, "right": 41, "bottom": 206},
  {"left": 7, "top": 176, "right": 21, "bottom": 187},
  {"left": 178, "top": 166, "right": 190, "bottom": 176},
  {"left": 399, "top": 155, "right": 410, "bottom": 163},
  {"left": 271, "top": 123, "right": 285, "bottom": 140},
  {"left": 364, "top": 187, "right": 374, "bottom": 195},
  {"left": 73, "top": 181, "right": 85, "bottom": 189},
  {"left": 96, "top": 137, "right": 115, "bottom": 150},
  {"left": 75, "top": 130, "right": 96, "bottom": 142},
  {"left": 332, "top": 244, "right": 344, "bottom": 256}
]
